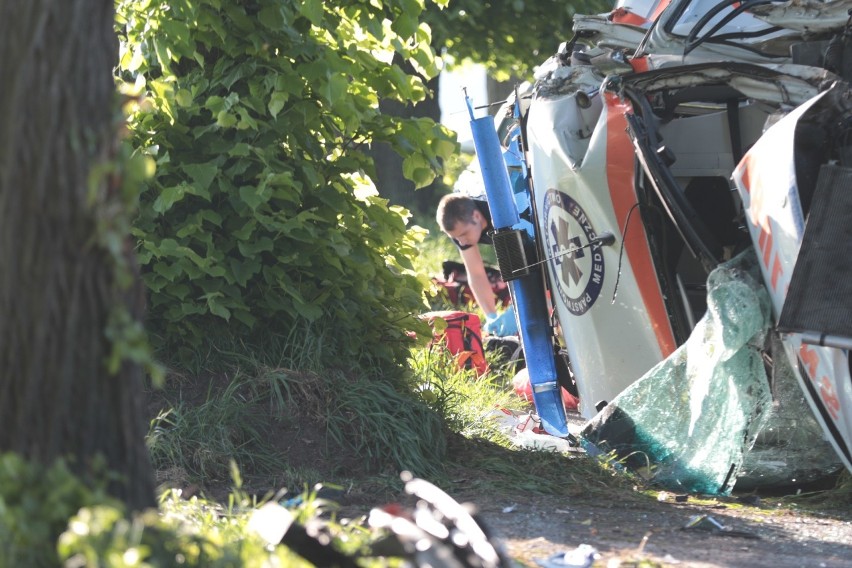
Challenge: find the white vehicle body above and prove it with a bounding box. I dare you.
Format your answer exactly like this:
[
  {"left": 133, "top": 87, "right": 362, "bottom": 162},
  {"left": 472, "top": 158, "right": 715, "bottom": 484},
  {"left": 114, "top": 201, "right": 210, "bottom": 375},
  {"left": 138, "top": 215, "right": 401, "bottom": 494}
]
[{"left": 514, "top": 0, "right": 852, "bottom": 475}]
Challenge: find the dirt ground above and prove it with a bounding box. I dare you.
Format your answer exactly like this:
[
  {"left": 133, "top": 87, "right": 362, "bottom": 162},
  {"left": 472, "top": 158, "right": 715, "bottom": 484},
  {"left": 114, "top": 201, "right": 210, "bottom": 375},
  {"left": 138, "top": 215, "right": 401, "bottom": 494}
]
[
  {"left": 455, "top": 485, "right": 852, "bottom": 568},
  {"left": 162, "top": 440, "right": 852, "bottom": 567},
  {"left": 443, "top": 419, "right": 852, "bottom": 567},
  {"left": 286, "top": 439, "right": 852, "bottom": 568},
  {"left": 303, "top": 456, "right": 851, "bottom": 568},
  {"left": 149, "top": 380, "right": 852, "bottom": 568}
]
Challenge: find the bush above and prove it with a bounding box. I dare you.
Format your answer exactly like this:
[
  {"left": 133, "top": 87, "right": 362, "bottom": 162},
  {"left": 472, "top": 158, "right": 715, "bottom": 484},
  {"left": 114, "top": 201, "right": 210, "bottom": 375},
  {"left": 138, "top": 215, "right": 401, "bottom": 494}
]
[
  {"left": 0, "top": 453, "right": 119, "bottom": 566},
  {"left": 116, "top": 0, "right": 457, "bottom": 372},
  {"left": 0, "top": 453, "right": 354, "bottom": 567}
]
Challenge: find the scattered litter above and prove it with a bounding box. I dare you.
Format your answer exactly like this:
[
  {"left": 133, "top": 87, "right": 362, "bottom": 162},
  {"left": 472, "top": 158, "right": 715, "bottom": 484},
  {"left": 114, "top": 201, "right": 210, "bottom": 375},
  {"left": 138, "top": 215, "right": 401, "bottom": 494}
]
[
  {"left": 674, "top": 494, "right": 689, "bottom": 503},
  {"left": 502, "top": 504, "right": 517, "bottom": 513},
  {"left": 682, "top": 515, "right": 761, "bottom": 539},
  {"left": 535, "top": 544, "right": 599, "bottom": 568},
  {"left": 487, "top": 407, "right": 582, "bottom": 453},
  {"left": 369, "top": 472, "right": 512, "bottom": 567},
  {"left": 635, "top": 531, "right": 651, "bottom": 554},
  {"left": 683, "top": 515, "right": 726, "bottom": 532},
  {"left": 248, "top": 502, "right": 293, "bottom": 545}
]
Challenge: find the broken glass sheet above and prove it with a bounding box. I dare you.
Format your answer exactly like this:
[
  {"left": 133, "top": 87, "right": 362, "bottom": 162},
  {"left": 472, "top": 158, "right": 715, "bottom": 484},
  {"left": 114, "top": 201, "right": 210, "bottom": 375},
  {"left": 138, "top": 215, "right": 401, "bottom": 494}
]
[
  {"left": 581, "top": 250, "right": 773, "bottom": 495},
  {"left": 736, "top": 334, "right": 842, "bottom": 490}
]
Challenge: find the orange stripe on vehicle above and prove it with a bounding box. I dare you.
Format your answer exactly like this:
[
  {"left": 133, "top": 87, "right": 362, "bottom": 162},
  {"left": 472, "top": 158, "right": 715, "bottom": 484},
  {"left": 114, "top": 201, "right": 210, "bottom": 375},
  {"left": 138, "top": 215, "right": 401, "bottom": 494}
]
[
  {"left": 762, "top": 232, "right": 773, "bottom": 267},
  {"left": 771, "top": 255, "right": 782, "bottom": 291},
  {"left": 611, "top": 8, "right": 651, "bottom": 26},
  {"left": 604, "top": 93, "right": 677, "bottom": 357},
  {"left": 650, "top": 0, "right": 672, "bottom": 21},
  {"left": 735, "top": 160, "right": 750, "bottom": 194},
  {"left": 629, "top": 56, "right": 650, "bottom": 73}
]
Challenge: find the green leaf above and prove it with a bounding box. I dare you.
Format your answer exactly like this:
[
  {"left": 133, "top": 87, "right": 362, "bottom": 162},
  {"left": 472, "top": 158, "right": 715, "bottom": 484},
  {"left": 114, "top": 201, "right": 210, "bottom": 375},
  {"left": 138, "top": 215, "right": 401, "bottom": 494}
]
[
  {"left": 232, "top": 220, "right": 256, "bottom": 241},
  {"left": 268, "top": 92, "right": 288, "bottom": 118},
  {"left": 326, "top": 73, "right": 348, "bottom": 105},
  {"left": 298, "top": 0, "right": 323, "bottom": 26},
  {"left": 219, "top": 61, "right": 257, "bottom": 90},
  {"left": 238, "top": 185, "right": 268, "bottom": 211},
  {"left": 237, "top": 237, "right": 274, "bottom": 256},
  {"left": 230, "top": 143, "right": 251, "bottom": 157},
  {"left": 205, "top": 293, "right": 231, "bottom": 320},
  {"left": 236, "top": 107, "right": 258, "bottom": 130},
  {"left": 402, "top": 154, "right": 436, "bottom": 188},
  {"left": 229, "top": 257, "right": 262, "bottom": 287},
  {"left": 152, "top": 38, "right": 173, "bottom": 75},
  {"left": 152, "top": 185, "right": 186, "bottom": 214},
  {"left": 160, "top": 19, "right": 193, "bottom": 57},
  {"left": 432, "top": 136, "right": 458, "bottom": 159},
  {"left": 151, "top": 260, "right": 183, "bottom": 283},
  {"left": 182, "top": 163, "right": 218, "bottom": 195},
  {"left": 204, "top": 96, "right": 225, "bottom": 113},
  {"left": 233, "top": 309, "right": 258, "bottom": 327},
  {"left": 258, "top": 4, "right": 286, "bottom": 29},
  {"left": 293, "top": 300, "right": 323, "bottom": 321},
  {"left": 175, "top": 89, "right": 193, "bottom": 107},
  {"left": 125, "top": 46, "right": 145, "bottom": 73},
  {"left": 216, "top": 110, "right": 237, "bottom": 128}
]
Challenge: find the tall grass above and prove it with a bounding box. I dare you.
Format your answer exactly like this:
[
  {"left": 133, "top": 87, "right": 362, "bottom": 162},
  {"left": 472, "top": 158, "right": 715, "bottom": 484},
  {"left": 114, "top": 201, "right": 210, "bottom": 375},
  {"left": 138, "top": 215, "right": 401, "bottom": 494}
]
[
  {"left": 144, "top": 218, "right": 645, "bottom": 504},
  {"left": 146, "top": 330, "right": 453, "bottom": 491},
  {"left": 408, "top": 346, "right": 516, "bottom": 442},
  {"left": 146, "top": 367, "right": 293, "bottom": 484}
]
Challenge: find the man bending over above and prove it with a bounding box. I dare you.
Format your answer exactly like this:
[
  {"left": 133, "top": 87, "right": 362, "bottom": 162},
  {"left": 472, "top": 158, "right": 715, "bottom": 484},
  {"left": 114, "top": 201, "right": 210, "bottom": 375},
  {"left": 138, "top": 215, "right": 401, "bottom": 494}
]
[{"left": 436, "top": 193, "right": 517, "bottom": 337}]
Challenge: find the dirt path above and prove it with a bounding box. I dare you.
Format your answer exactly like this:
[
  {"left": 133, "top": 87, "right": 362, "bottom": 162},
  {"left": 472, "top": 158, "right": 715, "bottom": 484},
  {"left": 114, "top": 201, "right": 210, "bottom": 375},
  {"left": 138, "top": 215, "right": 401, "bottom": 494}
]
[{"left": 464, "top": 490, "right": 852, "bottom": 567}]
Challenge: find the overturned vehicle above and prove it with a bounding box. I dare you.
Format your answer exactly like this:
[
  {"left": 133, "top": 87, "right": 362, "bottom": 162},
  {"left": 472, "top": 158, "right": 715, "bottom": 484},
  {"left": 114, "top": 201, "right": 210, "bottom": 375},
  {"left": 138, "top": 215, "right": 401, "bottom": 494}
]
[{"left": 471, "top": 0, "right": 852, "bottom": 493}]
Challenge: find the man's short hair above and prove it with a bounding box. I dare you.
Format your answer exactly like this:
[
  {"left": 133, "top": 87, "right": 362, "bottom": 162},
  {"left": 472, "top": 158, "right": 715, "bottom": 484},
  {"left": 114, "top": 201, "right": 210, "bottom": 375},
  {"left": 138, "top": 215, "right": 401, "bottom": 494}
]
[{"left": 436, "top": 194, "right": 477, "bottom": 232}]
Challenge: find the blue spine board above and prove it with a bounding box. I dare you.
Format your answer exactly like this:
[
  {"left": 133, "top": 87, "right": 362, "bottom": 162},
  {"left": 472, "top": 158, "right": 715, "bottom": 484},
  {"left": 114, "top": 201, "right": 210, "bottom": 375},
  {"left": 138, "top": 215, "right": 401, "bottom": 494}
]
[{"left": 469, "top": 113, "right": 569, "bottom": 437}]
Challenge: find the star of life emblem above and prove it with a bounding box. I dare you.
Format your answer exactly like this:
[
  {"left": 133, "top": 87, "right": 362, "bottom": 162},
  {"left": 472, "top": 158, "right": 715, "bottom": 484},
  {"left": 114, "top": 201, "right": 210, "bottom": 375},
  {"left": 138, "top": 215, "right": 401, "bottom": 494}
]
[{"left": 543, "top": 189, "right": 605, "bottom": 315}]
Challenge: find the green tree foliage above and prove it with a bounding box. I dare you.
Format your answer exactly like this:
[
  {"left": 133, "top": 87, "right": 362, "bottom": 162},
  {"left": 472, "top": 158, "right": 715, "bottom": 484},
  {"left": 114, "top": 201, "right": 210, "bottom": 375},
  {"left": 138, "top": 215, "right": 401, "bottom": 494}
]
[
  {"left": 366, "top": 0, "right": 611, "bottom": 211},
  {"left": 116, "top": 0, "right": 458, "bottom": 369},
  {"left": 425, "top": 0, "right": 611, "bottom": 78}
]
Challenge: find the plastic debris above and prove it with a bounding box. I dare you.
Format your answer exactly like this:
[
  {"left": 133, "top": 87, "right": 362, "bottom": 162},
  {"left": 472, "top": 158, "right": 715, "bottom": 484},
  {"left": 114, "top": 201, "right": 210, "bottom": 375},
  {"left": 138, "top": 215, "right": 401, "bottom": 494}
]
[
  {"left": 248, "top": 502, "right": 359, "bottom": 567},
  {"left": 368, "top": 471, "right": 512, "bottom": 567},
  {"left": 535, "top": 544, "right": 599, "bottom": 568},
  {"left": 683, "top": 514, "right": 726, "bottom": 532},
  {"left": 488, "top": 407, "right": 582, "bottom": 453},
  {"left": 682, "top": 515, "right": 761, "bottom": 540},
  {"left": 247, "top": 502, "right": 293, "bottom": 545}
]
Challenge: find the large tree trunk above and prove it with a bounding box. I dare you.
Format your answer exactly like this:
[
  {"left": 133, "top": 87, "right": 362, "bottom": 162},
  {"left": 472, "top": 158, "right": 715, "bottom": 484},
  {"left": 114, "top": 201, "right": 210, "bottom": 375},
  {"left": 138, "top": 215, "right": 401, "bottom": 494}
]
[{"left": 0, "top": 1, "right": 155, "bottom": 510}]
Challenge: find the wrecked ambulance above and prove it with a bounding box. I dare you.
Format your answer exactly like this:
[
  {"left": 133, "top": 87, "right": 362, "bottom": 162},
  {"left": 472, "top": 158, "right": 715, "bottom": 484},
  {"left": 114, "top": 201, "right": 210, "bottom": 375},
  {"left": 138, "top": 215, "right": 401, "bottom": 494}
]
[{"left": 470, "top": 0, "right": 852, "bottom": 491}]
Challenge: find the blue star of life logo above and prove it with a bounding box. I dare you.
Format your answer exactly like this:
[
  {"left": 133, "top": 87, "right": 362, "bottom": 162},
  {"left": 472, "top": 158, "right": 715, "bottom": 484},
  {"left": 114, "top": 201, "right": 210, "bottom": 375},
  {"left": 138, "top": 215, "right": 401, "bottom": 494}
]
[
  {"left": 552, "top": 218, "right": 584, "bottom": 286},
  {"left": 543, "top": 189, "right": 605, "bottom": 315}
]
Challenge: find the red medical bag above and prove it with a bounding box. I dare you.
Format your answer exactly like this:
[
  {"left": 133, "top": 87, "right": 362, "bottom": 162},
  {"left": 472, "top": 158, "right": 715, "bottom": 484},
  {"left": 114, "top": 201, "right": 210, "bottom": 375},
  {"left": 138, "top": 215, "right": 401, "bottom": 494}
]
[{"left": 421, "top": 310, "right": 488, "bottom": 376}]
